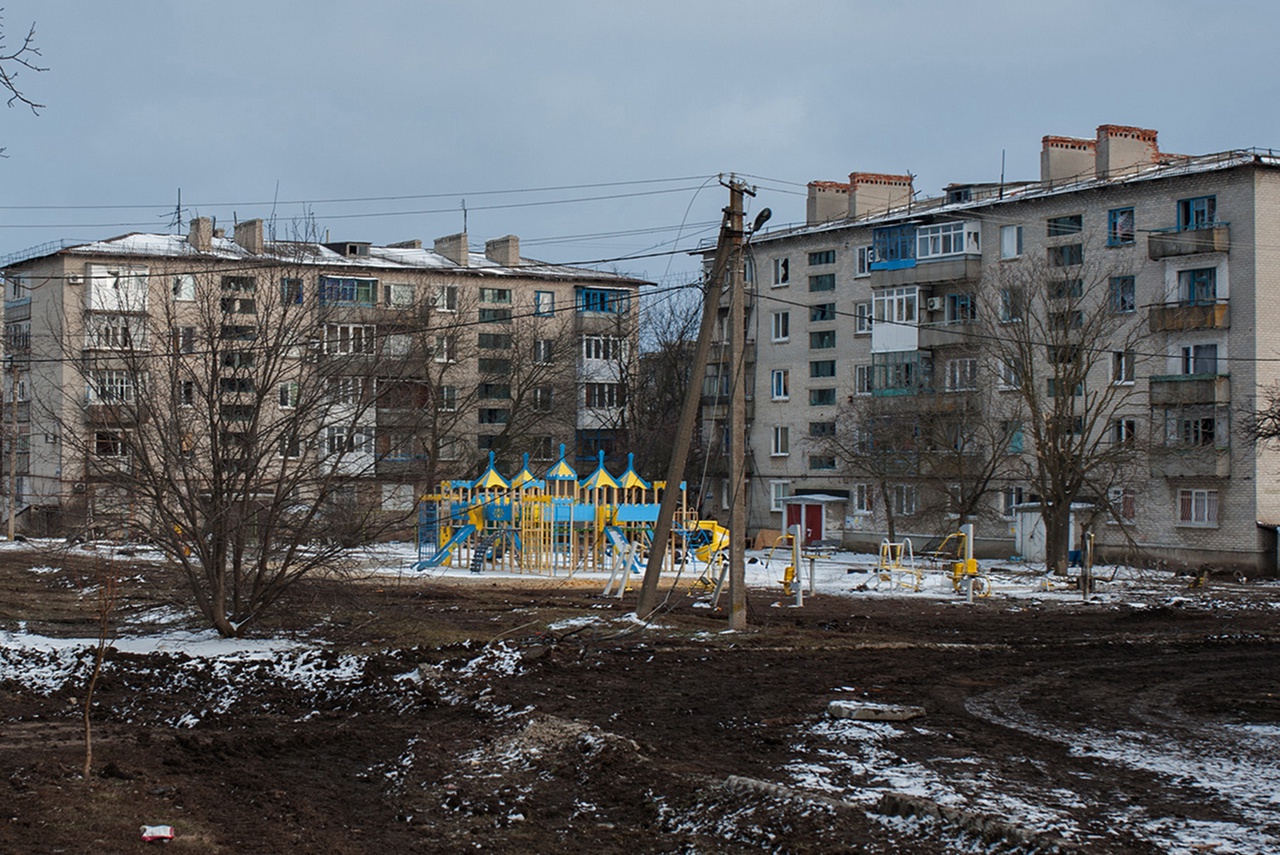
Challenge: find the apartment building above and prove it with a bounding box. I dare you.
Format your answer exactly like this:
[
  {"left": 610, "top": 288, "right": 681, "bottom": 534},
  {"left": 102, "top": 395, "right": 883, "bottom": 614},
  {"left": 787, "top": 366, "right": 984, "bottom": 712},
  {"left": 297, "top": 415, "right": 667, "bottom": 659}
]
[
  {"left": 0, "top": 218, "right": 644, "bottom": 536},
  {"left": 732, "top": 124, "right": 1280, "bottom": 572}
]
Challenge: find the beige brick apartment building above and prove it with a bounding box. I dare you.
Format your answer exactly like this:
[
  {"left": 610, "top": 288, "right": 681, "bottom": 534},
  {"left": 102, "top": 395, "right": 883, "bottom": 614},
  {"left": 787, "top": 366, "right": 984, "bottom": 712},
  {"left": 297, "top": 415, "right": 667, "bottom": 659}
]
[
  {"left": 731, "top": 125, "right": 1280, "bottom": 572},
  {"left": 0, "top": 219, "right": 644, "bottom": 536}
]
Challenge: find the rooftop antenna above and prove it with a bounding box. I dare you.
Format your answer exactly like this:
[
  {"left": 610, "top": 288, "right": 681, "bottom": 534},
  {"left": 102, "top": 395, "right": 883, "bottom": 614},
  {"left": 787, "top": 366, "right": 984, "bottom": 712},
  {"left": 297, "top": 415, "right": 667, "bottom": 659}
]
[
  {"left": 461, "top": 198, "right": 468, "bottom": 233},
  {"left": 167, "top": 188, "right": 183, "bottom": 232},
  {"left": 999, "top": 149, "right": 1006, "bottom": 199},
  {"left": 269, "top": 179, "right": 280, "bottom": 241}
]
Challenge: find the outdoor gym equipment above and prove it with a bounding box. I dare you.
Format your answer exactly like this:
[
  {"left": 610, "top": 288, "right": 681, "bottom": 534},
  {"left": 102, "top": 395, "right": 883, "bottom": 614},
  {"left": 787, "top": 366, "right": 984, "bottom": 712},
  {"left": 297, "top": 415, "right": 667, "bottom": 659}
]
[{"left": 874, "top": 538, "right": 922, "bottom": 591}]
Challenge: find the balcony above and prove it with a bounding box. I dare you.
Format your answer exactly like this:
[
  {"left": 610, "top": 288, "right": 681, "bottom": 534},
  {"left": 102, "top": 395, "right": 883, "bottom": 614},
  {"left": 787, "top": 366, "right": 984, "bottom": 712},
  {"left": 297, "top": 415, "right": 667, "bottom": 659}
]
[
  {"left": 1149, "top": 374, "right": 1230, "bottom": 406},
  {"left": 1150, "top": 445, "right": 1231, "bottom": 479},
  {"left": 918, "top": 320, "right": 977, "bottom": 349},
  {"left": 871, "top": 256, "right": 982, "bottom": 289},
  {"left": 376, "top": 454, "right": 431, "bottom": 478},
  {"left": 1149, "top": 301, "right": 1229, "bottom": 332},
  {"left": 1148, "top": 224, "right": 1229, "bottom": 259}
]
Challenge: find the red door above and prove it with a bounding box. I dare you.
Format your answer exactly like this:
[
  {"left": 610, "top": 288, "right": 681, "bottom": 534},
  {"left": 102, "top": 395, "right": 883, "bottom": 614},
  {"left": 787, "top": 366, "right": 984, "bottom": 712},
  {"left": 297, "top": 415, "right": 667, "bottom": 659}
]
[{"left": 803, "top": 503, "right": 823, "bottom": 545}]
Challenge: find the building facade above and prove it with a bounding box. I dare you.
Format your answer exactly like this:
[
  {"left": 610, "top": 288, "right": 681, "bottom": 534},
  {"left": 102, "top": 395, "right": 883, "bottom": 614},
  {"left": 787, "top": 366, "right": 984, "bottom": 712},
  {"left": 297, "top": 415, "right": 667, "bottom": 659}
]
[
  {"left": 730, "top": 124, "right": 1280, "bottom": 573},
  {"left": 1, "top": 219, "right": 644, "bottom": 536}
]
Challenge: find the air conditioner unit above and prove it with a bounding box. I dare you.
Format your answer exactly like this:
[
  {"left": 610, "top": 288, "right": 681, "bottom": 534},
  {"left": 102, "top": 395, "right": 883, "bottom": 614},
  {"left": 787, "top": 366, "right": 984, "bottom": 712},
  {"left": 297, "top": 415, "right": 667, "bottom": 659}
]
[{"left": 926, "top": 297, "right": 944, "bottom": 312}]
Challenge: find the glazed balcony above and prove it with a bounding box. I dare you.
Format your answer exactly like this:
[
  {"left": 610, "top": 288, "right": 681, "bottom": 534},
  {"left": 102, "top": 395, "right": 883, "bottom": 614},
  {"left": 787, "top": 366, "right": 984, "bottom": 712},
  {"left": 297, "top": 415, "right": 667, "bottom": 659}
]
[{"left": 1148, "top": 224, "right": 1229, "bottom": 259}]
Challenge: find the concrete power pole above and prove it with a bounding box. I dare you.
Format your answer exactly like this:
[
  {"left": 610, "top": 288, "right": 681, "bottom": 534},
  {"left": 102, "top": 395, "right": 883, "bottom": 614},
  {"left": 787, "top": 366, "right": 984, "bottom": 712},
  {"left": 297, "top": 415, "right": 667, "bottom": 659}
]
[
  {"left": 725, "top": 182, "right": 749, "bottom": 630},
  {"left": 635, "top": 177, "right": 751, "bottom": 621}
]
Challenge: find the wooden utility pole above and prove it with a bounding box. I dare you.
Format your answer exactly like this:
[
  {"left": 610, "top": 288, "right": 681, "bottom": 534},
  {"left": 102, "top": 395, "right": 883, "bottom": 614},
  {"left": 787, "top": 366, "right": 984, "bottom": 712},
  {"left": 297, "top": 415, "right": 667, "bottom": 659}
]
[{"left": 635, "top": 177, "right": 750, "bottom": 620}]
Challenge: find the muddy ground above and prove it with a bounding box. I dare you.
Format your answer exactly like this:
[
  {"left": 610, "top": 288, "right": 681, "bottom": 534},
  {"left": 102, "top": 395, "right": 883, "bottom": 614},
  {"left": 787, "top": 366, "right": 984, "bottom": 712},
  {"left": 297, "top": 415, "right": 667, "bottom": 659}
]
[{"left": 1, "top": 544, "right": 1278, "bottom": 853}]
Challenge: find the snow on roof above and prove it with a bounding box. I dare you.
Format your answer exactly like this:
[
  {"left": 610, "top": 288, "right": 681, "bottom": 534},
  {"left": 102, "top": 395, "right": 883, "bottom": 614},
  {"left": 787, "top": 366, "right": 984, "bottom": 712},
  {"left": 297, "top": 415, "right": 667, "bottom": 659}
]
[{"left": 5, "top": 232, "right": 646, "bottom": 286}]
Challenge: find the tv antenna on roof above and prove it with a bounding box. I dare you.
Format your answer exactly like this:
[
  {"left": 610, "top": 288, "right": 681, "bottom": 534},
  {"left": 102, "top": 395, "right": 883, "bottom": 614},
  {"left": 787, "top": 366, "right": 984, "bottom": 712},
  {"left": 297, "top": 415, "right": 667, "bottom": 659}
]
[
  {"left": 167, "top": 188, "right": 183, "bottom": 232},
  {"left": 461, "top": 198, "right": 468, "bottom": 233}
]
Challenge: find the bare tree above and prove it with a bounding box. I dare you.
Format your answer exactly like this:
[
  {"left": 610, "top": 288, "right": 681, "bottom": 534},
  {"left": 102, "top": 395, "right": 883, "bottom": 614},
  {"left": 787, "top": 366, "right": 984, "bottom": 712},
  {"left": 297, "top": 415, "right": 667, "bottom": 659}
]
[
  {"left": 0, "top": 10, "right": 45, "bottom": 156},
  {"left": 979, "top": 242, "right": 1150, "bottom": 573},
  {"left": 628, "top": 286, "right": 703, "bottom": 479},
  {"left": 52, "top": 250, "right": 440, "bottom": 636}
]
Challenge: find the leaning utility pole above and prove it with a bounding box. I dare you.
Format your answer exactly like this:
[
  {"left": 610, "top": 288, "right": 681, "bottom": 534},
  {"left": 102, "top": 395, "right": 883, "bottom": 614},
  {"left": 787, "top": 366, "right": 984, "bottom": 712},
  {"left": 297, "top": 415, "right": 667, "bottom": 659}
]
[{"left": 635, "top": 177, "right": 751, "bottom": 621}]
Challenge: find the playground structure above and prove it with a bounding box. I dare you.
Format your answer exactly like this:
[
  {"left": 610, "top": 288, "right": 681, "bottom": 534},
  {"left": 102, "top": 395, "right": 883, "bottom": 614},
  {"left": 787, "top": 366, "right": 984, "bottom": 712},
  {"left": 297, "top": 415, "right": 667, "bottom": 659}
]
[{"left": 414, "top": 447, "right": 731, "bottom": 582}]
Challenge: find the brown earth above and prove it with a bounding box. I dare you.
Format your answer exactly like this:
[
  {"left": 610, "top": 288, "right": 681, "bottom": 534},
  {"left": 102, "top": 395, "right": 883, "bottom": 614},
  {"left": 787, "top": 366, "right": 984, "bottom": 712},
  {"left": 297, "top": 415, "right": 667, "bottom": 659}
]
[{"left": 1, "top": 544, "right": 1278, "bottom": 853}]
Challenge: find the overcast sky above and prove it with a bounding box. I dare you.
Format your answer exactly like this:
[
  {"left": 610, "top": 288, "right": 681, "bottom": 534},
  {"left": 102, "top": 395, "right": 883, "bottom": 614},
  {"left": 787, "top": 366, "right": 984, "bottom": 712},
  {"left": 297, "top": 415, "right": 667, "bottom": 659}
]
[{"left": 4, "top": 0, "right": 1280, "bottom": 286}]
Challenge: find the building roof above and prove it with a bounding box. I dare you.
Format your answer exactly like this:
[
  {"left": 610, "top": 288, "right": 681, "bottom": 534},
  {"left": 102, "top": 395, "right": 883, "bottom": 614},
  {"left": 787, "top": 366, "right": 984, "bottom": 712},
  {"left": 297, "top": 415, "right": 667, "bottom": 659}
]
[
  {"left": 743, "top": 148, "right": 1280, "bottom": 248},
  {"left": 2, "top": 230, "right": 648, "bottom": 286}
]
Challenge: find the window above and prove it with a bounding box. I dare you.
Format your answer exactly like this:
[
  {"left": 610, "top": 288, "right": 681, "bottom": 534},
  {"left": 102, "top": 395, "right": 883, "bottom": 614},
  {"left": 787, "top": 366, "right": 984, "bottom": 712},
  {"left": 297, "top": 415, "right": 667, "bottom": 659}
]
[
  {"left": 438, "top": 436, "right": 462, "bottom": 460},
  {"left": 1181, "top": 343, "right": 1219, "bottom": 375},
  {"left": 809, "top": 388, "right": 836, "bottom": 406},
  {"left": 810, "top": 360, "right": 836, "bottom": 379},
  {"left": 916, "top": 221, "right": 977, "bottom": 259},
  {"left": 770, "top": 369, "right": 790, "bottom": 400},
  {"left": 323, "top": 324, "right": 376, "bottom": 354},
  {"left": 383, "top": 333, "right": 411, "bottom": 357},
  {"left": 1002, "top": 421, "right": 1024, "bottom": 453},
  {"left": 873, "top": 287, "right": 917, "bottom": 325},
  {"left": 279, "top": 277, "right": 303, "bottom": 305},
  {"left": 809, "top": 455, "right": 837, "bottom": 470},
  {"left": 1178, "top": 268, "right": 1217, "bottom": 305},
  {"left": 478, "top": 307, "right": 513, "bottom": 323},
  {"left": 1112, "top": 418, "right": 1137, "bottom": 445},
  {"left": 854, "top": 301, "right": 873, "bottom": 334},
  {"left": 479, "top": 357, "right": 510, "bottom": 374},
  {"left": 478, "top": 332, "right": 511, "bottom": 350},
  {"left": 853, "top": 484, "right": 872, "bottom": 514},
  {"left": 222, "top": 351, "right": 255, "bottom": 369},
  {"left": 1050, "top": 310, "right": 1083, "bottom": 330},
  {"left": 384, "top": 282, "right": 414, "bottom": 307},
  {"left": 1108, "top": 487, "right": 1136, "bottom": 523},
  {"left": 1110, "top": 276, "right": 1136, "bottom": 313},
  {"left": 5, "top": 322, "right": 29, "bottom": 352},
  {"left": 436, "top": 385, "right": 457, "bottom": 412},
  {"left": 480, "top": 288, "right": 512, "bottom": 304},
  {"left": 1177, "top": 488, "right": 1218, "bottom": 527},
  {"left": 434, "top": 285, "right": 458, "bottom": 312},
  {"left": 1112, "top": 351, "right": 1135, "bottom": 384},
  {"left": 945, "top": 293, "right": 975, "bottom": 323},
  {"left": 179, "top": 381, "right": 195, "bottom": 407},
  {"left": 999, "top": 287, "right": 1024, "bottom": 323},
  {"left": 1108, "top": 207, "right": 1135, "bottom": 246},
  {"left": 89, "top": 315, "right": 144, "bottom": 350},
  {"left": 89, "top": 265, "right": 148, "bottom": 312},
  {"left": 1048, "top": 244, "right": 1084, "bottom": 267},
  {"left": 1000, "top": 225, "right": 1023, "bottom": 259},
  {"left": 478, "top": 382, "right": 510, "bottom": 399},
  {"left": 327, "top": 377, "right": 364, "bottom": 405},
  {"left": 810, "top": 303, "right": 835, "bottom": 322},
  {"left": 771, "top": 311, "right": 790, "bottom": 342},
  {"left": 1047, "top": 214, "right": 1083, "bottom": 236},
  {"left": 479, "top": 408, "right": 510, "bottom": 425},
  {"left": 854, "top": 364, "right": 873, "bottom": 396},
  {"left": 771, "top": 426, "right": 789, "bottom": 456},
  {"left": 581, "top": 335, "right": 626, "bottom": 361},
  {"left": 1177, "top": 196, "right": 1216, "bottom": 230},
  {"left": 810, "top": 421, "right": 836, "bottom": 438},
  {"left": 533, "top": 436, "right": 555, "bottom": 460},
  {"left": 1047, "top": 379, "right": 1083, "bottom": 398},
  {"left": 1001, "top": 486, "right": 1025, "bottom": 519},
  {"left": 873, "top": 224, "right": 916, "bottom": 265},
  {"left": 808, "top": 250, "right": 835, "bottom": 265},
  {"left": 1049, "top": 279, "right": 1083, "bottom": 300},
  {"left": 577, "top": 288, "right": 629, "bottom": 313},
  {"left": 95, "top": 431, "right": 127, "bottom": 458},
  {"left": 534, "top": 291, "right": 555, "bottom": 316},
  {"left": 809, "top": 330, "right": 836, "bottom": 349},
  {"left": 769, "top": 480, "right": 791, "bottom": 512},
  {"left": 434, "top": 334, "right": 457, "bottom": 363},
  {"left": 533, "top": 387, "right": 554, "bottom": 412},
  {"left": 533, "top": 339, "right": 554, "bottom": 364},
  {"left": 892, "top": 484, "right": 917, "bottom": 517},
  {"left": 1179, "top": 414, "right": 1218, "bottom": 446},
  {"left": 808, "top": 274, "right": 836, "bottom": 292},
  {"left": 172, "top": 326, "right": 196, "bottom": 355},
  {"left": 772, "top": 257, "right": 790, "bottom": 286},
  {"left": 872, "top": 350, "right": 931, "bottom": 394},
  {"left": 945, "top": 358, "right": 977, "bottom": 391},
  {"left": 584, "top": 383, "right": 625, "bottom": 408},
  {"left": 279, "top": 435, "right": 301, "bottom": 459},
  {"left": 319, "top": 276, "right": 376, "bottom": 306},
  {"left": 172, "top": 274, "right": 196, "bottom": 301},
  {"left": 90, "top": 370, "right": 136, "bottom": 403},
  {"left": 278, "top": 382, "right": 298, "bottom": 409},
  {"left": 855, "top": 246, "right": 875, "bottom": 277}
]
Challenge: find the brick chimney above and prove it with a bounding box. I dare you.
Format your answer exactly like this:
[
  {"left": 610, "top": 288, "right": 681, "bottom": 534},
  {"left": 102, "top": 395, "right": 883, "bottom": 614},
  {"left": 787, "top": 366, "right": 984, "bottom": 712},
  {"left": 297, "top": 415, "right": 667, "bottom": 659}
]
[
  {"left": 1040, "top": 136, "right": 1096, "bottom": 183},
  {"left": 1095, "top": 124, "right": 1159, "bottom": 178},
  {"left": 847, "top": 172, "right": 914, "bottom": 218},
  {"left": 484, "top": 235, "right": 520, "bottom": 267},
  {"left": 187, "top": 217, "right": 213, "bottom": 252},
  {"left": 434, "top": 232, "right": 469, "bottom": 267},
  {"left": 234, "top": 218, "right": 264, "bottom": 254},
  {"left": 806, "top": 181, "right": 851, "bottom": 225}
]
